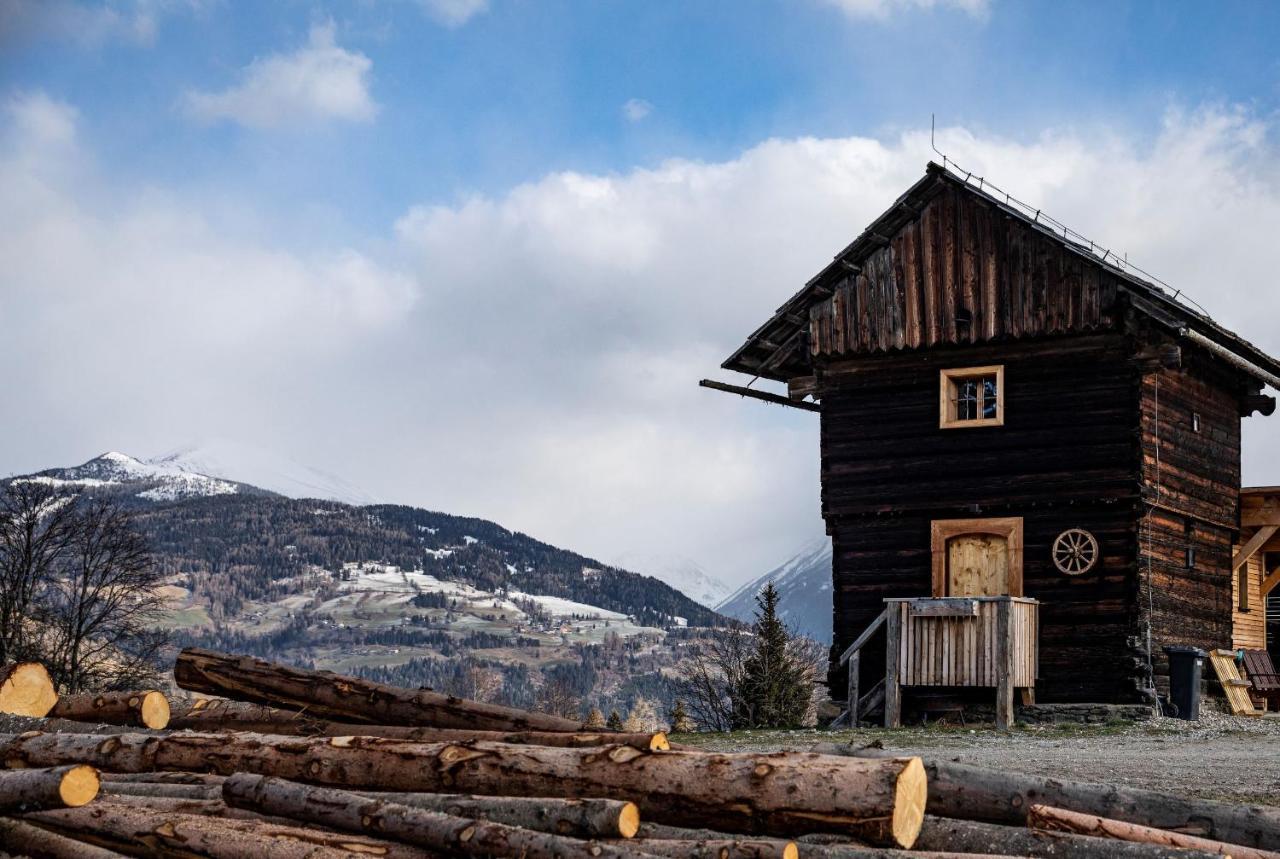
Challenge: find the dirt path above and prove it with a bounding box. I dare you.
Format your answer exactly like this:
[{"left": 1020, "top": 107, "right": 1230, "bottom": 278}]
[{"left": 678, "top": 708, "right": 1280, "bottom": 807}]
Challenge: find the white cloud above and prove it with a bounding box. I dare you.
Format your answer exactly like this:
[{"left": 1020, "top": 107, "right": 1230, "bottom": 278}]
[
  {"left": 622, "top": 98, "right": 653, "bottom": 123},
  {"left": 6, "top": 91, "right": 78, "bottom": 150},
  {"left": 416, "top": 0, "right": 488, "bottom": 28},
  {"left": 0, "top": 0, "right": 200, "bottom": 47},
  {"left": 183, "top": 22, "right": 377, "bottom": 128},
  {"left": 0, "top": 91, "right": 416, "bottom": 459},
  {"left": 818, "top": 0, "right": 990, "bottom": 21},
  {"left": 3, "top": 94, "right": 1279, "bottom": 586}
]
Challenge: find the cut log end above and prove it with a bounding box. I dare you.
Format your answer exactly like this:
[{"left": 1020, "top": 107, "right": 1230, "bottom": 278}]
[
  {"left": 891, "top": 756, "right": 927, "bottom": 849},
  {"left": 58, "top": 764, "right": 101, "bottom": 807},
  {"left": 139, "top": 691, "right": 171, "bottom": 729},
  {"left": 649, "top": 732, "right": 669, "bottom": 751},
  {"left": 0, "top": 663, "right": 57, "bottom": 717},
  {"left": 782, "top": 843, "right": 799, "bottom": 859},
  {"left": 618, "top": 801, "right": 640, "bottom": 839}
]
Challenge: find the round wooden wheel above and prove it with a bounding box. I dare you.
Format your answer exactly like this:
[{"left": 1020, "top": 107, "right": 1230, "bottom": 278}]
[{"left": 1052, "top": 528, "right": 1099, "bottom": 575}]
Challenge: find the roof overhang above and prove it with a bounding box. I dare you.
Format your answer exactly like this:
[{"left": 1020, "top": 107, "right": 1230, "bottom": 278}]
[{"left": 722, "top": 163, "right": 1280, "bottom": 389}]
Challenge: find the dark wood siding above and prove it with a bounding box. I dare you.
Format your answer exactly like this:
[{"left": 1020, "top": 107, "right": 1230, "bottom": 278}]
[
  {"left": 808, "top": 185, "right": 1123, "bottom": 357},
  {"left": 1138, "top": 358, "right": 1242, "bottom": 690},
  {"left": 821, "top": 334, "right": 1149, "bottom": 702}
]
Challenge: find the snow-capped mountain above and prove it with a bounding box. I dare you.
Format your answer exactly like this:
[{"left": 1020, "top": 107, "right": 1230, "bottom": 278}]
[
  {"left": 18, "top": 451, "right": 252, "bottom": 502},
  {"left": 611, "top": 552, "right": 732, "bottom": 608},
  {"left": 150, "top": 440, "right": 377, "bottom": 506},
  {"left": 716, "top": 535, "right": 834, "bottom": 642},
  {"left": 13, "top": 442, "right": 378, "bottom": 507}
]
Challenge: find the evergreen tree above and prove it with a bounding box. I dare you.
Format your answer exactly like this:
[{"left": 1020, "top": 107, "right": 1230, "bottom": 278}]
[
  {"left": 584, "top": 707, "right": 606, "bottom": 729},
  {"left": 669, "top": 699, "right": 695, "bottom": 733},
  {"left": 731, "top": 582, "right": 812, "bottom": 729},
  {"left": 605, "top": 709, "right": 623, "bottom": 731}
]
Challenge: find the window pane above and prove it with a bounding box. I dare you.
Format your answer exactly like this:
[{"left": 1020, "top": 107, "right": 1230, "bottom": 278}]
[
  {"left": 955, "top": 379, "right": 978, "bottom": 420},
  {"left": 982, "top": 376, "right": 998, "bottom": 419}
]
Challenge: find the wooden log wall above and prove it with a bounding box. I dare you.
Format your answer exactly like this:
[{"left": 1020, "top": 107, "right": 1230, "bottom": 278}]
[
  {"left": 821, "top": 334, "right": 1148, "bottom": 703},
  {"left": 807, "top": 183, "right": 1121, "bottom": 357},
  {"left": 1138, "top": 358, "right": 1242, "bottom": 688}
]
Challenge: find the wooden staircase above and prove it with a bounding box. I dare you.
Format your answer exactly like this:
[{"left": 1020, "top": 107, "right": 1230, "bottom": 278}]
[{"left": 830, "top": 608, "right": 888, "bottom": 728}]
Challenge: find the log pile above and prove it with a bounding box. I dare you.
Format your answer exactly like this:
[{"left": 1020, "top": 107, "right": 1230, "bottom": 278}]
[{"left": 0, "top": 648, "right": 1272, "bottom": 858}]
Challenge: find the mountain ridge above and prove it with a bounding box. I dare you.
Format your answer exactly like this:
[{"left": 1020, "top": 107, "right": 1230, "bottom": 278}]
[
  {"left": 8, "top": 451, "right": 726, "bottom": 630},
  {"left": 716, "top": 535, "right": 834, "bottom": 643}
]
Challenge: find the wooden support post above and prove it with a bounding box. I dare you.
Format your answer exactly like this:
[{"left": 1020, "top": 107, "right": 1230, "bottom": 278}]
[
  {"left": 995, "top": 599, "right": 1014, "bottom": 731},
  {"left": 847, "top": 651, "right": 860, "bottom": 728},
  {"left": 883, "top": 604, "right": 902, "bottom": 729}
]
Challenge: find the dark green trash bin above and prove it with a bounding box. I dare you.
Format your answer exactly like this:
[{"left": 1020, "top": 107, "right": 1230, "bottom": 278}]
[{"left": 1163, "top": 645, "right": 1206, "bottom": 720}]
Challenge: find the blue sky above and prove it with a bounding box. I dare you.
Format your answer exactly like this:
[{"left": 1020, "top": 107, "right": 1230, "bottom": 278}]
[
  {"left": 3, "top": 0, "right": 1280, "bottom": 585},
  {"left": 8, "top": 1, "right": 1280, "bottom": 229}
]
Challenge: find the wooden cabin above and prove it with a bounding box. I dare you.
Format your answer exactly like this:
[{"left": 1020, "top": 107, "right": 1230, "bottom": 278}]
[{"left": 713, "top": 163, "right": 1280, "bottom": 705}]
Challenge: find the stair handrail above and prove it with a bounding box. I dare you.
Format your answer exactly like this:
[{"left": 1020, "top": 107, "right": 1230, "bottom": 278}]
[
  {"left": 839, "top": 606, "right": 888, "bottom": 666},
  {"left": 832, "top": 606, "right": 890, "bottom": 728}
]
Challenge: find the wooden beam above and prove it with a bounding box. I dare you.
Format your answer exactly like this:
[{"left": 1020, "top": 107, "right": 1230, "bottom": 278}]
[
  {"left": 1233, "top": 525, "right": 1278, "bottom": 573},
  {"left": 787, "top": 375, "right": 818, "bottom": 401},
  {"left": 1243, "top": 502, "right": 1280, "bottom": 528},
  {"left": 698, "top": 380, "right": 820, "bottom": 412},
  {"left": 1262, "top": 562, "right": 1280, "bottom": 599}
]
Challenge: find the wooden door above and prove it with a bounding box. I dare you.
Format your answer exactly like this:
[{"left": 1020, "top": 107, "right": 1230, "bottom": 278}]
[{"left": 946, "top": 534, "right": 1010, "bottom": 596}]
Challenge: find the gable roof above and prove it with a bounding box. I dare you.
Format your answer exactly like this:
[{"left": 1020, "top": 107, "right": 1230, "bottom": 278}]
[{"left": 724, "top": 162, "right": 1280, "bottom": 388}]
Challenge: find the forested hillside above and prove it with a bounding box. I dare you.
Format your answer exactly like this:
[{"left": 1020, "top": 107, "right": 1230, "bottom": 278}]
[{"left": 133, "top": 495, "right": 721, "bottom": 629}]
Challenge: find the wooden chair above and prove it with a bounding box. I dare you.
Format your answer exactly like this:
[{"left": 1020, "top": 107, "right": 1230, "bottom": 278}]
[{"left": 1242, "top": 650, "right": 1280, "bottom": 711}]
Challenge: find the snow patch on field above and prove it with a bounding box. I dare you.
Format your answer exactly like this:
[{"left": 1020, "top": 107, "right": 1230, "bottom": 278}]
[{"left": 508, "top": 592, "right": 627, "bottom": 620}]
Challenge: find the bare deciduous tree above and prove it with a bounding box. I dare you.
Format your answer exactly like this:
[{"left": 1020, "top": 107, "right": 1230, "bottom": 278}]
[
  {"left": 43, "top": 497, "right": 167, "bottom": 692},
  {"left": 668, "top": 624, "right": 751, "bottom": 733},
  {"left": 0, "top": 482, "right": 167, "bottom": 693},
  {"left": 534, "top": 673, "right": 581, "bottom": 720},
  {"left": 0, "top": 481, "right": 79, "bottom": 664}
]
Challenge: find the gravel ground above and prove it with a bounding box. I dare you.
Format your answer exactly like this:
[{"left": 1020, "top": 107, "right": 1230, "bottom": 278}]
[{"left": 677, "top": 703, "right": 1280, "bottom": 807}]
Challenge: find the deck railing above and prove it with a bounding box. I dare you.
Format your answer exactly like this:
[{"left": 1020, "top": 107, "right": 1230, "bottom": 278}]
[{"left": 883, "top": 596, "right": 1039, "bottom": 728}]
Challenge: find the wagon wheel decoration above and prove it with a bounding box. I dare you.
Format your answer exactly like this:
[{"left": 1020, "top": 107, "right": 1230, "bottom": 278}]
[{"left": 1053, "top": 528, "right": 1099, "bottom": 575}]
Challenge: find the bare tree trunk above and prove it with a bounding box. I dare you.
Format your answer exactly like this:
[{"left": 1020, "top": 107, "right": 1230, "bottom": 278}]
[
  {"left": 49, "top": 691, "right": 169, "bottom": 729},
  {"left": 817, "top": 743, "right": 1280, "bottom": 852},
  {"left": 222, "top": 773, "right": 666, "bottom": 859},
  {"left": 0, "top": 731, "right": 927, "bottom": 847},
  {"left": 629, "top": 839, "right": 797, "bottom": 858},
  {"left": 100, "top": 781, "right": 220, "bottom": 800},
  {"left": 0, "top": 765, "right": 98, "bottom": 812},
  {"left": 803, "top": 847, "right": 1028, "bottom": 859},
  {"left": 174, "top": 648, "right": 586, "bottom": 731},
  {"left": 23, "top": 802, "right": 437, "bottom": 859},
  {"left": 167, "top": 699, "right": 328, "bottom": 732},
  {"left": 90, "top": 793, "right": 334, "bottom": 827},
  {"left": 100, "top": 780, "right": 640, "bottom": 838},
  {"left": 360, "top": 792, "right": 639, "bottom": 838},
  {"left": 168, "top": 700, "right": 664, "bottom": 748},
  {"left": 101, "top": 772, "right": 226, "bottom": 786},
  {"left": 0, "top": 817, "right": 126, "bottom": 859},
  {"left": 1028, "top": 804, "right": 1280, "bottom": 859},
  {"left": 914, "top": 815, "right": 1226, "bottom": 859},
  {"left": 0, "top": 662, "right": 58, "bottom": 717}
]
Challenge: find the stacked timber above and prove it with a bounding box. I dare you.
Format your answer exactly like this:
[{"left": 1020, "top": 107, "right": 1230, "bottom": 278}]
[{"left": 0, "top": 650, "right": 1275, "bottom": 858}]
